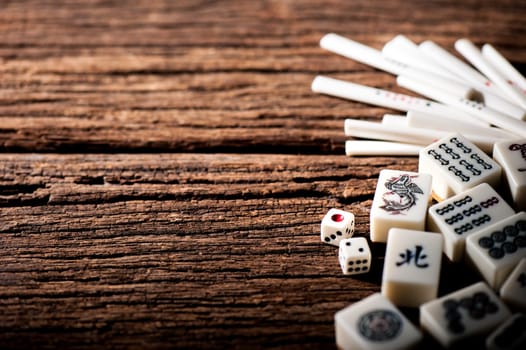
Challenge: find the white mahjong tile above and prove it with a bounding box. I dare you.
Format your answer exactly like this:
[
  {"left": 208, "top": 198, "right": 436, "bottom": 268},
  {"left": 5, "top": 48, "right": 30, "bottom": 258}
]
[
  {"left": 419, "top": 133, "right": 501, "bottom": 201},
  {"left": 499, "top": 258, "right": 526, "bottom": 312},
  {"left": 493, "top": 139, "right": 526, "bottom": 211},
  {"left": 466, "top": 212, "right": 526, "bottom": 289},
  {"left": 370, "top": 169, "right": 432, "bottom": 243},
  {"left": 427, "top": 183, "right": 515, "bottom": 262},
  {"left": 420, "top": 281, "right": 511, "bottom": 348},
  {"left": 485, "top": 313, "right": 526, "bottom": 350},
  {"left": 381, "top": 228, "right": 443, "bottom": 307},
  {"left": 335, "top": 293, "right": 422, "bottom": 350}
]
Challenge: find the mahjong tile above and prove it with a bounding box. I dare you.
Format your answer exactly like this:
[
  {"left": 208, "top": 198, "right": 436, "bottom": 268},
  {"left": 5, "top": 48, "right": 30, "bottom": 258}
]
[
  {"left": 466, "top": 212, "right": 526, "bottom": 289},
  {"left": 499, "top": 258, "right": 526, "bottom": 312},
  {"left": 485, "top": 313, "right": 526, "bottom": 350},
  {"left": 335, "top": 293, "right": 422, "bottom": 350},
  {"left": 381, "top": 228, "right": 443, "bottom": 307},
  {"left": 427, "top": 183, "right": 515, "bottom": 262},
  {"left": 420, "top": 281, "right": 511, "bottom": 348},
  {"left": 419, "top": 133, "right": 501, "bottom": 201},
  {"left": 493, "top": 139, "right": 526, "bottom": 211},
  {"left": 370, "top": 169, "right": 432, "bottom": 243}
]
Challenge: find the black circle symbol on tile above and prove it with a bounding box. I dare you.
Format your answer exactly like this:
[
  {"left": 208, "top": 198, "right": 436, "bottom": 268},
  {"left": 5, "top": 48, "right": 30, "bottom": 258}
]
[{"left": 357, "top": 309, "right": 402, "bottom": 341}]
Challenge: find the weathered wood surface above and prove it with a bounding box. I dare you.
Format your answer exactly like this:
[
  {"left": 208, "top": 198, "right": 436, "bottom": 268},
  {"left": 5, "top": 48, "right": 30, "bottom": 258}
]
[
  {"left": 0, "top": 153, "right": 479, "bottom": 350},
  {"left": 0, "top": 0, "right": 525, "bottom": 349},
  {"left": 1, "top": 0, "right": 526, "bottom": 153}
]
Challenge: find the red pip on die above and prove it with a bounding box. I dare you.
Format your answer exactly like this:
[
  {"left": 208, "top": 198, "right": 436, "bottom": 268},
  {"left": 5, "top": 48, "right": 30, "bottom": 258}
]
[{"left": 321, "top": 208, "right": 355, "bottom": 247}]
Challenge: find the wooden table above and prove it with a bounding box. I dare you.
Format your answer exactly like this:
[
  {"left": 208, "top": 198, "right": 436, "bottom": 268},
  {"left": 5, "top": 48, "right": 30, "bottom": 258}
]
[{"left": 1, "top": 1, "right": 524, "bottom": 349}]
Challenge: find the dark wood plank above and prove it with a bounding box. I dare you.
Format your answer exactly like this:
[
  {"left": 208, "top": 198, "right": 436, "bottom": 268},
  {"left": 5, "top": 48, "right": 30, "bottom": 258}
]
[
  {"left": 1, "top": 0, "right": 525, "bottom": 153},
  {"left": 0, "top": 153, "right": 483, "bottom": 349},
  {"left": 0, "top": 153, "right": 392, "bottom": 349}
]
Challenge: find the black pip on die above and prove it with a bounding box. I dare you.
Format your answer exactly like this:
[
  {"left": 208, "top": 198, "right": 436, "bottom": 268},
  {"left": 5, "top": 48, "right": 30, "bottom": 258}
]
[
  {"left": 321, "top": 208, "right": 355, "bottom": 246},
  {"left": 419, "top": 133, "right": 501, "bottom": 201}
]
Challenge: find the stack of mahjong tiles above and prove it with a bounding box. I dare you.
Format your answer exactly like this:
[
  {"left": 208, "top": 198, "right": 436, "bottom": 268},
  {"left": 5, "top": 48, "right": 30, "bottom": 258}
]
[
  {"left": 315, "top": 34, "right": 526, "bottom": 349},
  {"left": 321, "top": 135, "right": 526, "bottom": 349}
]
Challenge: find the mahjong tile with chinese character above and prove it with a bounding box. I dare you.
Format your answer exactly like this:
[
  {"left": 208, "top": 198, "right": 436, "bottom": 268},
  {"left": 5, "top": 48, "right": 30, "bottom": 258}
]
[{"left": 381, "top": 228, "right": 443, "bottom": 307}]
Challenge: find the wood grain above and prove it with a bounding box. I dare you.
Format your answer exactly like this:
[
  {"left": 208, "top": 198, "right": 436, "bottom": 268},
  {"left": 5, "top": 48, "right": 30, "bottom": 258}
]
[
  {"left": 0, "top": 153, "right": 480, "bottom": 349},
  {"left": 1, "top": 0, "right": 525, "bottom": 349},
  {"left": 1, "top": 0, "right": 525, "bottom": 153}
]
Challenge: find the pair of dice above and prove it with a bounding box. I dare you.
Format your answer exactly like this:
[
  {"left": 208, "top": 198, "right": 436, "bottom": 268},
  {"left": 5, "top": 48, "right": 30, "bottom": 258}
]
[{"left": 321, "top": 208, "right": 371, "bottom": 275}]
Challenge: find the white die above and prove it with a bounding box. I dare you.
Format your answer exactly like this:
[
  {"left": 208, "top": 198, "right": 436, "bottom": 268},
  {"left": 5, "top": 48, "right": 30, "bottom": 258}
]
[
  {"left": 321, "top": 208, "right": 355, "bottom": 246},
  {"left": 339, "top": 237, "right": 371, "bottom": 275}
]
